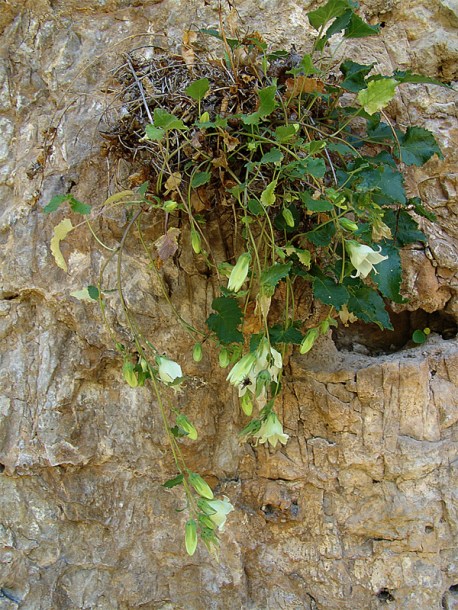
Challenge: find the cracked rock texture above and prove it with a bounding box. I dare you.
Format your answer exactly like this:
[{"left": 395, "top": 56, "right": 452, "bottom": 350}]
[{"left": 0, "top": 1, "right": 457, "bottom": 609}]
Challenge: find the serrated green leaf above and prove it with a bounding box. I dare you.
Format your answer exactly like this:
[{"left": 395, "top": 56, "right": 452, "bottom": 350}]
[
  {"left": 347, "top": 285, "right": 393, "bottom": 330},
  {"left": 313, "top": 276, "right": 349, "bottom": 310},
  {"left": 261, "top": 262, "right": 293, "bottom": 288},
  {"left": 247, "top": 198, "right": 264, "bottom": 215},
  {"left": 275, "top": 124, "right": 298, "bottom": 142},
  {"left": 284, "top": 158, "right": 326, "bottom": 179},
  {"left": 269, "top": 324, "right": 303, "bottom": 345},
  {"left": 191, "top": 171, "right": 212, "bottom": 188},
  {"left": 372, "top": 243, "right": 406, "bottom": 303},
  {"left": 300, "top": 191, "right": 333, "bottom": 212},
  {"left": 396, "top": 126, "right": 443, "bottom": 166},
  {"left": 383, "top": 209, "right": 427, "bottom": 246},
  {"left": 340, "top": 60, "right": 375, "bottom": 92},
  {"left": 44, "top": 194, "right": 68, "bottom": 213},
  {"left": 242, "top": 85, "right": 277, "bottom": 125},
  {"left": 260, "top": 148, "right": 283, "bottom": 164},
  {"left": 357, "top": 164, "right": 406, "bottom": 204},
  {"left": 185, "top": 78, "right": 210, "bottom": 101},
  {"left": 50, "top": 218, "right": 73, "bottom": 272},
  {"left": 344, "top": 13, "right": 380, "bottom": 38},
  {"left": 409, "top": 196, "right": 437, "bottom": 222},
  {"left": 153, "top": 108, "right": 187, "bottom": 131},
  {"left": 145, "top": 124, "right": 165, "bottom": 141},
  {"left": 162, "top": 474, "right": 184, "bottom": 488},
  {"left": 393, "top": 70, "right": 452, "bottom": 88},
  {"left": 69, "top": 197, "right": 91, "bottom": 215},
  {"left": 308, "top": 0, "right": 352, "bottom": 30},
  {"left": 260, "top": 180, "right": 277, "bottom": 206},
  {"left": 357, "top": 78, "right": 398, "bottom": 115},
  {"left": 206, "top": 296, "right": 243, "bottom": 344},
  {"left": 306, "top": 223, "right": 336, "bottom": 246}
]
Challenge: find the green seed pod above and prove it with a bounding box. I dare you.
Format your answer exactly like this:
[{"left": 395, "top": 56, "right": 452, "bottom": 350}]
[
  {"left": 240, "top": 392, "right": 253, "bottom": 417},
  {"left": 163, "top": 200, "right": 178, "bottom": 212},
  {"left": 185, "top": 519, "right": 198, "bottom": 556},
  {"left": 192, "top": 342, "right": 203, "bottom": 362},
  {"left": 218, "top": 348, "right": 230, "bottom": 368},
  {"left": 339, "top": 217, "right": 358, "bottom": 232},
  {"left": 282, "top": 207, "right": 295, "bottom": 228},
  {"left": 191, "top": 229, "right": 202, "bottom": 254},
  {"left": 189, "top": 473, "right": 214, "bottom": 499}
]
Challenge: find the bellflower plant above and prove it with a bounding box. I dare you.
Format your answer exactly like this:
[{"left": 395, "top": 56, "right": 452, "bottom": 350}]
[{"left": 44, "top": 0, "right": 447, "bottom": 556}]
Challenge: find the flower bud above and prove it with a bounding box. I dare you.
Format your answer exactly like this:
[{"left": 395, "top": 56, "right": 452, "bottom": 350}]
[
  {"left": 189, "top": 473, "right": 214, "bottom": 499},
  {"left": 185, "top": 519, "right": 198, "bottom": 556},
  {"left": 227, "top": 252, "right": 251, "bottom": 292},
  {"left": 191, "top": 229, "right": 201, "bottom": 254},
  {"left": 176, "top": 414, "right": 198, "bottom": 440},
  {"left": 299, "top": 328, "right": 319, "bottom": 354},
  {"left": 122, "top": 359, "right": 138, "bottom": 388},
  {"left": 192, "top": 342, "right": 203, "bottom": 362}
]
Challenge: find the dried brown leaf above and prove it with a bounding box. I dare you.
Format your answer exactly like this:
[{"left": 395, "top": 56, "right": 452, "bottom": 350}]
[{"left": 154, "top": 227, "right": 181, "bottom": 261}]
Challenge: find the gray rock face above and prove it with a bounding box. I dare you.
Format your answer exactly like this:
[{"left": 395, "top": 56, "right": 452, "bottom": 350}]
[{"left": 0, "top": 1, "right": 457, "bottom": 609}]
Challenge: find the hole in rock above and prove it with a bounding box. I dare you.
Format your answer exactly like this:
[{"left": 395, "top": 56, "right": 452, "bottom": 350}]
[
  {"left": 376, "top": 588, "right": 395, "bottom": 603},
  {"left": 333, "top": 308, "right": 457, "bottom": 356},
  {"left": 425, "top": 525, "right": 434, "bottom": 534},
  {"left": 450, "top": 585, "right": 458, "bottom": 593},
  {"left": 0, "top": 464, "right": 4, "bottom": 473}
]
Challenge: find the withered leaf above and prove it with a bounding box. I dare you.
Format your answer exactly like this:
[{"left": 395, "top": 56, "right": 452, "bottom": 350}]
[
  {"left": 285, "top": 77, "right": 325, "bottom": 97},
  {"left": 154, "top": 227, "right": 181, "bottom": 261},
  {"left": 164, "top": 172, "right": 182, "bottom": 193}
]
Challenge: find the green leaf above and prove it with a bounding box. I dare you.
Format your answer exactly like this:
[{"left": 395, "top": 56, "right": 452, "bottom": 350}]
[
  {"left": 348, "top": 285, "right": 393, "bottom": 330},
  {"left": 242, "top": 85, "right": 277, "bottom": 124},
  {"left": 409, "top": 196, "right": 437, "bottom": 222},
  {"left": 313, "top": 276, "right": 349, "bottom": 310},
  {"left": 185, "top": 78, "right": 210, "bottom": 101},
  {"left": 153, "top": 108, "right": 187, "bottom": 131},
  {"left": 50, "top": 218, "right": 73, "bottom": 272},
  {"left": 396, "top": 126, "right": 443, "bottom": 166},
  {"left": 340, "top": 60, "right": 374, "bottom": 92},
  {"left": 247, "top": 198, "right": 264, "bottom": 215},
  {"left": 269, "top": 324, "right": 303, "bottom": 345},
  {"left": 344, "top": 13, "right": 380, "bottom": 38},
  {"left": 260, "top": 180, "right": 277, "bottom": 206},
  {"left": 145, "top": 124, "right": 165, "bottom": 141},
  {"left": 69, "top": 197, "right": 91, "bottom": 215},
  {"left": 87, "top": 285, "right": 100, "bottom": 300},
  {"left": 275, "top": 124, "right": 298, "bottom": 142},
  {"left": 260, "top": 148, "right": 283, "bottom": 164},
  {"left": 383, "top": 209, "right": 427, "bottom": 246},
  {"left": 284, "top": 158, "right": 326, "bottom": 179},
  {"left": 308, "top": 0, "right": 352, "bottom": 29},
  {"left": 357, "top": 164, "right": 406, "bottom": 204},
  {"left": 393, "top": 70, "right": 452, "bottom": 88},
  {"left": 162, "top": 474, "right": 184, "bottom": 488},
  {"left": 70, "top": 288, "right": 94, "bottom": 302},
  {"left": 357, "top": 78, "right": 399, "bottom": 115},
  {"left": 300, "top": 191, "right": 333, "bottom": 212},
  {"left": 191, "top": 171, "right": 212, "bottom": 188},
  {"left": 206, "top": 296, "right": 243, "bottom": 344},
  {"left": 372, "top": 243, "right": 406, "bottom": 303},
  {"left": 261, "top": 262, "right": 293, "bottom": 288},
  {"left": 412, "top": 329, "right": 427, "bottom": 344},
  {"left": 306, "top": 223, "right": 336, "bottom": 246},
  {"left": 44, "top": 194, "right": 68, "bottom": 213}
]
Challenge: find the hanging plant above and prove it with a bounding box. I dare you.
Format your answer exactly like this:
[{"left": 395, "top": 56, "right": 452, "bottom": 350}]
[{"left": 44, "top": 0, "right": 449, "bottom": 556}]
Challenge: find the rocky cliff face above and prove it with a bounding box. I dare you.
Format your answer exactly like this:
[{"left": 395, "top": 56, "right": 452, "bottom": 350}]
[{"left": 0, "top": 1, "right": 457, "bottom": 609}]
